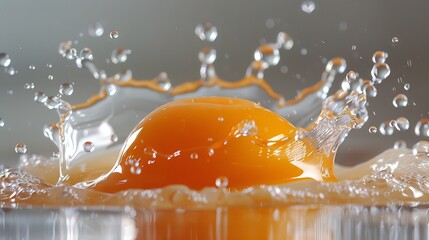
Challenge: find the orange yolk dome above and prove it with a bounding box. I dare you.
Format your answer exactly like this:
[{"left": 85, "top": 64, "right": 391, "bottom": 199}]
[{"left": 92, "top": 97, "right": 334, "bottom": 193}]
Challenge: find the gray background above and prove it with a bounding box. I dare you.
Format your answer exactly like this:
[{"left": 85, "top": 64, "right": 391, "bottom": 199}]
[{"left": 0, "top": 0, "right": 428, "bottom": 166}]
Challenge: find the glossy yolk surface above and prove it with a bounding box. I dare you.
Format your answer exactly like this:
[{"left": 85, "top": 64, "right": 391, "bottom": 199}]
[{"left": 92, "top": 97, "right": 334, "bottom": 193}]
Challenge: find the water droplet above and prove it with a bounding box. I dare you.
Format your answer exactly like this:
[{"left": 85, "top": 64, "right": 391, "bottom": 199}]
[
  {"left": 363, "top": 82, "right": 377, "bottom": 97},
  {"left": 404, "top": 83, "right": 410, "bottom": 91},
  {"left": 208, "top": 148, "right": 215, "bottom": 157},
  {"left": 48, "top": 75, "right": 54, "bottom": 80},
  {"left": 276, "top": 32, "right": 294, "bottom": 50},
  {"left": 24, "top": 82, "right": 35, "bottom": 90},
  {"left": 300, "top": 48, "right": 308, "bottom": 55},
  {"left": 392, "top": 94, "right": 408, "bottom": 108},
  {"left": 59, "top": 83, "right": 74, "bottom": 96},
  {"left": 371, "top": 63, "right": 391, "bottom": 83},
  {"left": 5, "top": 66, "right": 16, "bottom": 76},
  {"left": 28, "top": 65, "right": 36, "bottom": 70},
  {"left": 392, "top": 37, "right": 399, "bottom": 43},
  {"left": 111, "top": 48, "right": 131, "bottom": 64},
  {"left": 58, "top": 41, "right": 72, "bottom": 57},
  {"left": 215, "top": 176, "right": 229, "bottom": 188},
  {"left": 395, "top": 117, "right": 409, "bottom": 131},
  {"left": 109, "top": 31, "right": 119, "bottom": 39},
  {"left": 415, "top": 118, "right": 429, "bottom": 137},
  {"left": 412, "top": 141, "right": 429, "bottom": 157},
  {"left": 246, "top": 61, "right": 268, "bottom": 79},
  {"left": 194, "top": 23, "right": 218, "bottom": 42},
  {"left": 351, "top": 45, "right": 357, "bottom": 50},
  {"left": 155, "top": 72, "right": 172, "bottom": 91},
  {"left": 65, "top": 48, "right": 77, "bottom": 60},
  {"left": 393, "top": 140, "right": 407, "bottom": 149},
  {"left": 379, "top": 121, "right": 394, "bottom": 135},
  {"left": 301, "top": 0, "right": 316, "bottom": 13},
  {"left": 372, "top": 51, "right": 388, "bottom": 63},
  {"left": 265, "top": 18, "right": 275, "bottom": 29},
  {"left": 83, "top": 141, "right": 95, "bottom": 152},
  {"left": 51, "top": 151, "right": 60, "bottom": 160},
  {"left": 346, "top": 71, "right": 358, "bottom": 83},
  {"left": 198, "top": 47, "right": 217, "bottom": 64},
  {"left": 15, "top": 143, "right": 27, "bottom": 154},
  {"left": 80, "top": 48, "right": 94, "bottom": 61},
  {"left": 325, "top": 57, "right": 347, "bottom": 73},
  {"left": 280, "top": 65, "right": 288, "bottom": 74},
  {"left": 130, "top": 166, "right": 142, "bottom": 175},
  {"left": 369, "top": 126, "right": 377, "bottom": 134},
  {"left": 254, "top": 43, "right": 280, "bottom": 66},
  {"left": 88, "top": 22, "right": 104, "bottom": 37},
  {"left": 0, "top": 118, "right": 4, "bottom": 127},
  {"left": 0, "top": 53, "right": 11, "bottom": 67},
  {"left": 34, "top": 92, "right": 48, "bottom": 103},
  {"left": 111, "top": 134, "right": 118, "bottom": 143},
  {"left": 44, "top": 96, "right": 62, "bottom": 110}
]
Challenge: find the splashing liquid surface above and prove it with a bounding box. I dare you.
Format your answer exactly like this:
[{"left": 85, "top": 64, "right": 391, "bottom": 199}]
[{"left": 0, "top": 25, "right": 428, "bottom": 217}]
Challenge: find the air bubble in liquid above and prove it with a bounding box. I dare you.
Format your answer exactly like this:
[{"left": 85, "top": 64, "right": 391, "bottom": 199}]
[
  {"left": 254, "top": 44, "right": 280, "bottom": 66},
  {"left": 111, "top": 48, "right": 131, "bottom": 64},
  {"left": 393, "top": 140, "right": 407, "bottom": 149},
  {"left": 276, "top": 32, "right": 294, "bottom": 50},
  {"left": 379, "top": 121, "right": 394, "bottom": 135},
  {"left": 194, "top": 23, "right": 218, "bottom": 42},
  {"left": 395, "top": 117, "right": 409, "bottom": 131},
  {"left": 109, "top": 31, "right": 119, "bottom": 39},
  {"left": 301, "top": 0, "right": 316, "bottom": 13},
  {"left": 412, "top": 141, "right": 429, "bottom": 157},
  {"left": 190, "top": 153, "right": 199, "bottom": 160},
  {"left": 15, "top": 143, "right": 27, "bottom": 154},
  {"left": 0, "top": 53, "right": 11, "bottom": 67},
  {"left": 83, "top": 141, "right": 95, "bottom": 152},
  {"left": 415, "top": 118, "right": 429, "bottom": 137},
  {"left": 59, "top": 83, "right": 74, "bottom": 96},
  {"left": 392, "top": 94, "right": 408, "bottom": 108},
  {"left": 198, "top": 48, "right": 217, "bottom": 64},
  {"left": 215, "top": 176, "right": 229, "bottom": 188}
]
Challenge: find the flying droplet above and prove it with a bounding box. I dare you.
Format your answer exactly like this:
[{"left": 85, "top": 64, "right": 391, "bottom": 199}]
[
  {"left": 34, "top": 92, "right": 48, "bottom": 103},
  {"left": 5, "top": 66, "right": 16, "bottom": 76},
  {"left": 325, "top": 57, "right": 347, "bottom": 73},
  {"left": 83, "top": 141, "right": 95, "bottom": 152},
  {"left": 372, "top": 51, "right": 388, "bottom": 63},
  {"left": 48, "top": 75, "right": 54, "bottom": 80},
  {"left": 15, "top": 143, "right": 27, "bottom": 154},
  {"left": 58, "top": 41, "right": 72, "bottom": 57},
  {"left": 215, "top": 176, "right": 229, "bottom": 188},
  {"left": 404, "top": 83, "right": 410, "bottom": 91},
  {"left": 194, "top": 23, "right": 218, "bottom": 42},
  {"left": 265, "top": 18, "right": 275, "bottom": 29},
  {"left": 371, "top": 63, "right": 391, "bottom": 83},
  {"left": 369, "top": 126, "right": 377, "bottom": 134},
  {"left": 80, "top": 48, "right": 94, "bottom": 61},
  {"left": 392, "top": 37, "right": 399, "bottom": 43},
  {"left": 415, "top": 118, "right": 429, "bottom": 137},
  {"left": 28, "top": 65, "right": 36, "bottom": 70},
  {"left": 363, "top": 82, "right": 377, "bottom": 97},
  {"left": 109, "top": 31, "right": 119, "bottom": 39},
  {"left": 88, "top": 22, "right": 104, "bottom": 37},
  {"left": 59, "top": 83, "right": 74, "bottom": 96},
  {"left": 395, "top": 117, "right": 409, "bottom": 131},
  {"left": 111, "top": 48, "right": 131, "bottom": 64},
  {"left": 111, "top": 134, "right": 118, "bottom": 143},
  {"left": 0, "top": 53, "right": 12, "bottom": 67},
  {"left": 24, "top": 82, "right": 35, "bottom": 90},
  {"left": 392, "top": 94, "right": 408, "bottom": 108},
  {"left": 276, "top": 32, "right": 294, "bottom": 50},
  {"left": 0, "top": 118, "right": 4, "bottom": 127},
  {"left": 379, "top": 121, "right": 394, "bottom": 135},
  {"left": 198, "top": 47, "right": 217, "bottom": 64},
  {"left": 301, "top": 0, "right": 316, "bottom": 13},
  {"left": 254, "top": 43, "right": 280, "bottom": 66}
]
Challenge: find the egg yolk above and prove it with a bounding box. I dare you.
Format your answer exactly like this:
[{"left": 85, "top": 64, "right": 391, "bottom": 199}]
[{"left": 92, "top": 97, "right": 334, "bottom": 193}]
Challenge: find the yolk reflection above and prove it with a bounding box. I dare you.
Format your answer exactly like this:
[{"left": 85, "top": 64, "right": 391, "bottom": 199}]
[{"left": 93, "top": 97, "right": 333, "bottom": 193}]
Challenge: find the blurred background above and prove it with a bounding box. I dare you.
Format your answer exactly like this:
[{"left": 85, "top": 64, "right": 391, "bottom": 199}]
[{"left": 0, "top": 0, "right": 428, "bottom": 167}]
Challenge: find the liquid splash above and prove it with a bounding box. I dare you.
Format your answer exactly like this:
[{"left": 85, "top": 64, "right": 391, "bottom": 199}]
[{"left": 0, "top": 25, "right": 428, "bottom": 212}]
